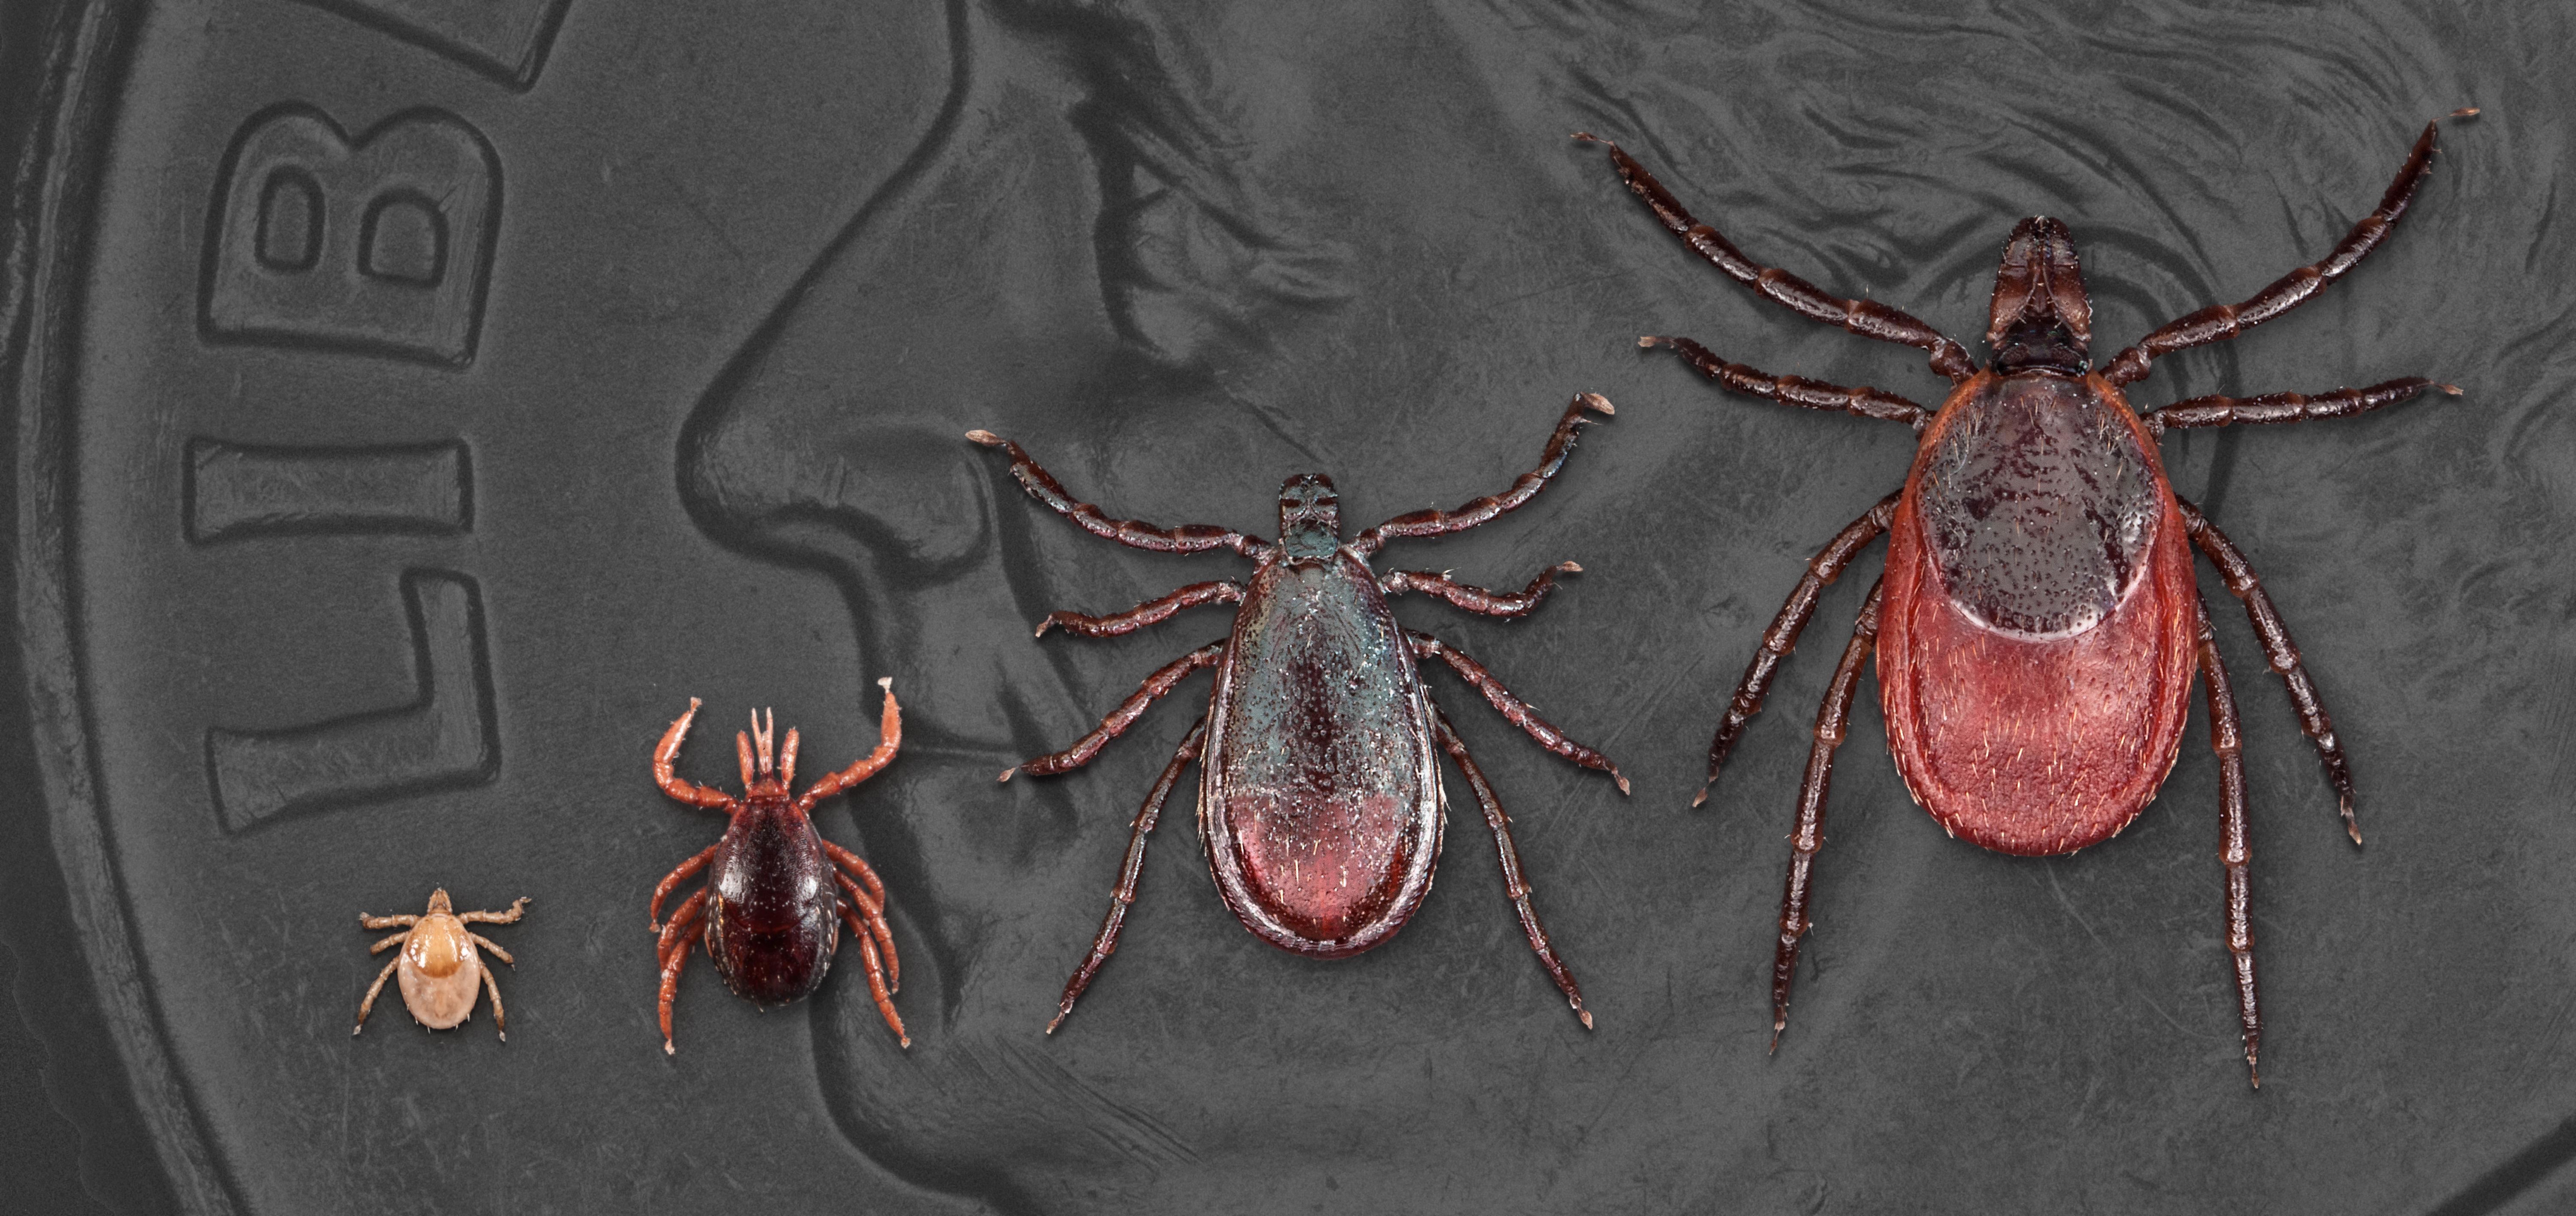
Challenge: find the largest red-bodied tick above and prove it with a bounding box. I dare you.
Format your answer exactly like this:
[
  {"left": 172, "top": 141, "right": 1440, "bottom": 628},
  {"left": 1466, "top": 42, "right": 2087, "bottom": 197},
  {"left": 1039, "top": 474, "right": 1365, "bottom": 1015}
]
[
  {"left": 1583, "top": 109, "right": 2476, "bottom": 1085},
  {"left": 971, "top": 395, "right": 1628, "bottom": 1032}
]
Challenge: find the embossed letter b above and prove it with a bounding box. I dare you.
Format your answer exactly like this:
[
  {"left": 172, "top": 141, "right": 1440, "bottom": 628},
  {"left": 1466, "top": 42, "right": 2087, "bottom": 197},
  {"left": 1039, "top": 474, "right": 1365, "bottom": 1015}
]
[{"left": 202, "top": 105, "right": 500, "bottom": 368}]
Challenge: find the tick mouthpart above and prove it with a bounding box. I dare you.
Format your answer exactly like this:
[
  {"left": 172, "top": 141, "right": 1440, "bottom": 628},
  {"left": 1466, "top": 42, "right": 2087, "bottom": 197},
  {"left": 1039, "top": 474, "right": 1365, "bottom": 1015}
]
[{"left": 1987, "top": 216, "right": 2094, "bottom": 374}]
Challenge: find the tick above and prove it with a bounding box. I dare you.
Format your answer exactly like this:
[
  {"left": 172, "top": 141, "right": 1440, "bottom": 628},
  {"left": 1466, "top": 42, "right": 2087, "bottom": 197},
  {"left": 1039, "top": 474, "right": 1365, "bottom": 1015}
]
[
  {"left": 353, "top": 888, "right": 529, "bottom": 1041},
  {"left": 971, "top": 395, "right": 1628, "bottom": 1032},
  {"left": 1584, "top": 109, "right": 2476, "bottom": 1085},
  {"left": 648, "top": 680, "right": 908, "bottom": 1053}
]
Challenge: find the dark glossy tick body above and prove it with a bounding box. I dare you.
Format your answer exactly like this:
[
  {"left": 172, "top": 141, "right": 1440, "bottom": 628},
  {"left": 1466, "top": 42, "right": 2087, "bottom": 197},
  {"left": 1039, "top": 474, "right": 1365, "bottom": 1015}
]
[
  {"left": 647, "top": 681, "right": 907, "bottom": 1052},
  {"left": 971, "top": 396, "right": 1628, "bottom": 1032},
  {"left": 1585, "top": 109, "right": 2476, "bottom": 1085}
]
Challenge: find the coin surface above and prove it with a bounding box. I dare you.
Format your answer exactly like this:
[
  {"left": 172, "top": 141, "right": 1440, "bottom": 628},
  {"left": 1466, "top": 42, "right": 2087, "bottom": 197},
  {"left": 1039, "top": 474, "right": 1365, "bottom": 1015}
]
[{"left": 9, "top": 1, "right": 2576, "bottom": 1211}]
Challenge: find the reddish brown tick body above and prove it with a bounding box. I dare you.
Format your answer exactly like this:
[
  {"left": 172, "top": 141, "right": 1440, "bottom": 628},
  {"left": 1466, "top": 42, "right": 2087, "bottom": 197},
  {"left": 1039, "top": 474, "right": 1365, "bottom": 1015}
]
[
  {"left": 971, "top": 397, "right": 1628, "bottom": 1032},
  {"left": 1585, "top": 109, "right": 2476, "bottom": 1085},
  {"left": 648, "top": 680, "right": 907, "bottom": 1052}
]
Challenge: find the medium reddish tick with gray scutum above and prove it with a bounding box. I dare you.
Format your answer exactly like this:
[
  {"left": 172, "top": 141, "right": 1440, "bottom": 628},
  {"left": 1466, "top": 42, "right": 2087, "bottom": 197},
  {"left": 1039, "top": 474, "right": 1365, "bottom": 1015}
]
[
  {"left": 1584, "top": 108, "right": 2476, "bottom": 1086},
  {"left": 648, "top": 681, "right": 907, "bottom": 1052},
  {"left": 972, "top": 397, "right": 1627, "bottom": 1032}
]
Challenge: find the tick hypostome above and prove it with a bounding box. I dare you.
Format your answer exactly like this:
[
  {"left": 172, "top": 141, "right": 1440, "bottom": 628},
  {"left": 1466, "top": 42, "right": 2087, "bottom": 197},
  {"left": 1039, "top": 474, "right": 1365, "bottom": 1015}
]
[
  {"left": 1584, "top": 108, "right": 2477, "bottom": 1086},
  {"left": 648, "top": 680, "right": 908, "bottom": 1053},
  {"left": 354, "top": 888, "right": 529, "bottom": 1041},
  {"left": 972, "top": 395, "right": 1627, "bottom": 1033}
]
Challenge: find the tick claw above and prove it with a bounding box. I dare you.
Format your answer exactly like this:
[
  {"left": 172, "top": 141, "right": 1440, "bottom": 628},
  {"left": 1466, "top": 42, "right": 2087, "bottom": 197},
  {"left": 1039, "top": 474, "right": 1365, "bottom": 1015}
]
[
  {"left": 1611, "top": 768, "right": 1631, "bottom": 796},
  {"left": 964, "top": 429, "right": 1002, "bottom": 445},
  {"left": 1691, "top": 785, "right": 1710, "bottom": 809},
  {"left": 998, "top": 766, "right": 1016, "bottom": 782}
]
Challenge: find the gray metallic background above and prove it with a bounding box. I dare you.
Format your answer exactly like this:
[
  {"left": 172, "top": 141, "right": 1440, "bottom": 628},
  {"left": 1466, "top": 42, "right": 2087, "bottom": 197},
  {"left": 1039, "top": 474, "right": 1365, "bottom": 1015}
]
[{"left": 6, "top": 0, "right": 2573, "bottom": 1212}]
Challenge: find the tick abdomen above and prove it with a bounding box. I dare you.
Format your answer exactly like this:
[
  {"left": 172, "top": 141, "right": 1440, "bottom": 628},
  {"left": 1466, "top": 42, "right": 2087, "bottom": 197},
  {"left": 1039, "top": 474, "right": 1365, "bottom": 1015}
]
[
  {"left": 1882, "top": 372, "right": 2198, "bottom": 855},
  {"left": 396, "top": 915, "right": 484, "bottom": 1028},
  {"left": 709, "top": 810, "right": 837, "bottom": 1004},
  {"left": 1203, "top": 555, "right": 1442, "bottom": 955}
]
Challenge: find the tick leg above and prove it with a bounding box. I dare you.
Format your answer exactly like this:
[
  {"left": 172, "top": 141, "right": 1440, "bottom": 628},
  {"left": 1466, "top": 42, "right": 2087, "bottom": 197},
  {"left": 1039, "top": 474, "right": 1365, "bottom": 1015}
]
[
  {"left": 1577, "top": 134, "right": 1975, "bottom": 382},
  {"left": 1051, "top": 715, "right": 1208, "bottom": 1034},
  {"left": 1407, "top": 631, "right": 1628, "bottom": 793},
  {"left": 822, "top": 839, "right": 888, "bottom": 912},
  {"left": 479, "top": 964, "right": 509, "bottom": 1042},
  {"left": 1700, "top": 492, "right": 1901, "bottom": 806},
  {"left": 649, "top": 844, "right": 718, "bottom": 931},
  {"left": 357, "top": 912, "right": 419, "bottom": 930},
  {"left": 467, "top": 933, "right": 515, "bottom": 967},
  {"left": 2102, "top": 109, "right": 2476, "bottom": 387},
  {"left": 1770, "top": 578, "right": 1885, "bottom": 1052},
  {"left": 834, "top": 869, "right": 900, "bottom": 992},
  {"left": 352, "top": 955, "right": 402, "bottom": 1035},
  {"left": 2194, "top": 592, "right": 2263, "bottom": 1088},
  {"left": 657, "top": 916, "right": 708, "bottom": 1055},
  {"left": 1038, "top": 580, "right": 1246, "bottom": 638},
  {"left": 2177, "top": 499, "right": 2360, "bottom": 843},
  {"left": 460, "top": 896, "right": 530, "bottom": 925},
  {"left": 366, "top": 929, "right": 412, "bottom": 955},
  {"left": 1006, "top": 640, "right": 1226, "bottom": 780},
  {"left": 1381, "top": 562, "right": 1580, "bottom": 618},
  {"left": 797, "top": 678, "right": 902, "bottom": 809},
  {"left": 1428, "top": 703, "right": 1591, "bottom": 1028},
  {"left": 1353, "top": 395, "right": 1613, "bottom": 556},
  {"left": 653, "top": 698, "right": 738, "bottom": 809},
  {"left": 2140, "top": 378, "right": 2459, "bottom": 435},
  {"left": 1643, "top": 337, "right": 1932, "bottom": 430},
  {"left": 838, "top": 901, "right": 910, "bottom": 1047},
  {"left": 656, "top": 889, "right": 708, "bottom": 966},
  {"left": 966, "top": 431, "right": 1270, "bottom": 558}
]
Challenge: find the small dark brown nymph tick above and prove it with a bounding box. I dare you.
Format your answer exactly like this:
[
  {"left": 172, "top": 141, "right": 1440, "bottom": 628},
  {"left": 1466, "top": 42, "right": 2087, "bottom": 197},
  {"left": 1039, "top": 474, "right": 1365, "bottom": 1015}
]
[
  {"left": 648, "top": 680, "right": 907, "bottom": 1052},
  {"left": 1585, "top": 109, "right": 2477, "bottom": 1085}
]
